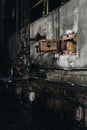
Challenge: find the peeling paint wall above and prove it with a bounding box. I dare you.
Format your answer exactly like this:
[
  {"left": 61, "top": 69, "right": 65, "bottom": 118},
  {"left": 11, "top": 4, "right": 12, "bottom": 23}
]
[
  {"left": 60, "top": 0, "right": 79, "bottom": 35},
  {"left": 30, "top": 0, "right": 87, "bottom": 69}
]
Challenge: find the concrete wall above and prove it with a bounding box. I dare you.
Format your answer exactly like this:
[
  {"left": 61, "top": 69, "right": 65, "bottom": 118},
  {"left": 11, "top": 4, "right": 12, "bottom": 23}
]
[
  {"left": 30, "top": 0, "right": 87, "bottom": 69},
  {"left": 30, "top": 8, "right": 59, "bottom": 39}
]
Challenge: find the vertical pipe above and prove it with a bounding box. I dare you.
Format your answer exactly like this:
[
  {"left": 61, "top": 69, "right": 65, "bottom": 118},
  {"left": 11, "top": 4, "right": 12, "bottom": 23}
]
[
  {"left": 43, "top": 0, "right": 46, "bottom": 15},
  {"left": 46, "top": 0, "right": 49, "bottom": 15}
]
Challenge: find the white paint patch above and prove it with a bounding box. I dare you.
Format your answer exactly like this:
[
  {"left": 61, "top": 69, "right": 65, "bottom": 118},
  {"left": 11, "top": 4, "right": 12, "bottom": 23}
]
[
  {"left": 65, "top": 30, "right": 73, "bottom": 34},
  {"left": 73, "top": 8, "right": 78, "bottom": 33},
  {"left": 60, "top": 16, "right": 64, "bottom": 36},
  {"left": 79, "top": 0, "right": 86, "bottom": 5},
  {"left": 59, "top": 54, "right": 77, "bottom": 68},
  {"left": 55, "top": 53, "right": 59, "bottom": 66},
  {"left": 35, "top": 16, "right": 53, "bottom": 39},
  {"left": 59, "top": 55, "right": 70, "bottom": 68}
]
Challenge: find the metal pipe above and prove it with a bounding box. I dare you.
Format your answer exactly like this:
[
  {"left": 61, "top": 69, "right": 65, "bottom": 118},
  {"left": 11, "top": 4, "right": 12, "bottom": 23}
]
[
  {"left": 31, "top": 0, "right": 43, "bottom": 9},
  {"left": 46, "top": 0, "right": 49, "bottom": 15},
  {"left": 43, "top": 0, "right": 46, "bottom": 15},
  {"left": 43, "top": 0, "right": 49, "bottom": 15},
  {"left": 30, "top": 66, "right": 87, "bottom": 71}
]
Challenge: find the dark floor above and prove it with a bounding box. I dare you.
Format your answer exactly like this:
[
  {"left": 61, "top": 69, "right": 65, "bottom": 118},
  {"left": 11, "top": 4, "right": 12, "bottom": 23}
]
[
  {"left": 0, "top": 80, "right": 86, "bottom": 130},
  {"left": 0, "top": 96, "right": 84, "bottom": 130},
  {"left": 0, "top": 97, "right": 64, "bottom": 130}
]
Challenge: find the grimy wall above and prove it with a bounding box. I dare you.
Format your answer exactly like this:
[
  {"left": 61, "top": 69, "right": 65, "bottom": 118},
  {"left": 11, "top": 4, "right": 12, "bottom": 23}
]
[
  {"left": 8, "top": 0, "right": 87, "bottom": 85},
  {"left": 30, "top": 0, "right": 87, "bottom": 69}
]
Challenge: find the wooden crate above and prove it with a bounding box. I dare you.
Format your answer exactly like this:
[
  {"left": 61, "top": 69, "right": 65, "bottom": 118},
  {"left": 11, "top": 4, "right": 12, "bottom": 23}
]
[
  {"left": 61, "top": 33, "right": 76, "bottom": 54},
  {"left": 39, "top": 39, "right": 58, "bottom": 52},
  {"left": 61, "top": 33, "right": 76, "bottom": 41}
]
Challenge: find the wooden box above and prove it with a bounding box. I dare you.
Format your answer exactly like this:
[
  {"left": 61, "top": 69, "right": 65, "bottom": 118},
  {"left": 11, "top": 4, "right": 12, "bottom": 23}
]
[
  {"left": 61, "top": 33, "right": 76, "bottom": 54},
  {"left": 39, "top": 39, "right": 58, "bottom": 52},
  {"left": 61, "top": 33, "right": 76, "bottom": 41}
]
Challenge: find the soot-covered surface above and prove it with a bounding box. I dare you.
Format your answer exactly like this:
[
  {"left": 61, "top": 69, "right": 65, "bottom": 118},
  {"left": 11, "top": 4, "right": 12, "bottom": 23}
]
[
  {"left": 0, "top": 98, "right": 64, "bottom": 130},
  {"left": 0, "top": 79, "right": 86, "bottom": 130},
  {"left": 0, "top": 96, "right": 85, "bottom": 130}
]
